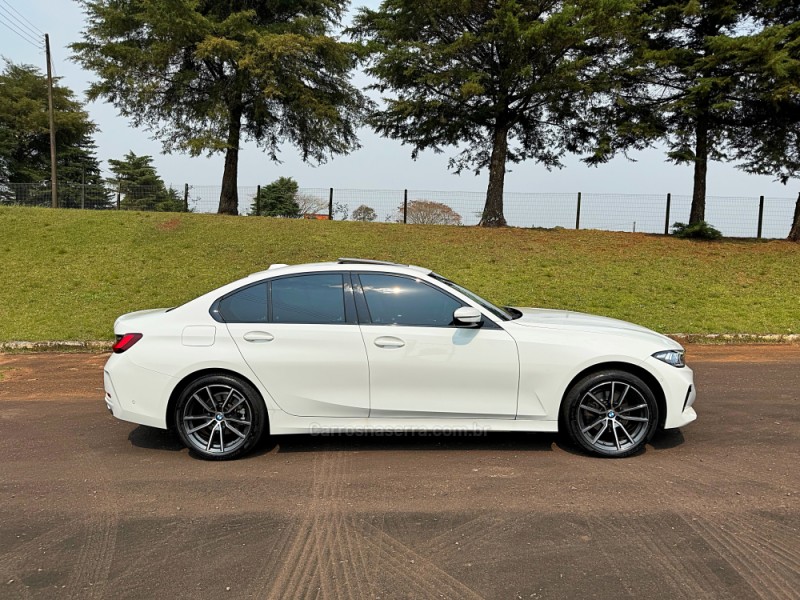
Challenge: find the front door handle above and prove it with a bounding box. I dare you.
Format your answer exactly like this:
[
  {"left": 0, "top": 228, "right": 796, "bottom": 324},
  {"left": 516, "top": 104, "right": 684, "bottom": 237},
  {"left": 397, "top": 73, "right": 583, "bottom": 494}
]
[
  {"left": 243, "top": 331, "right": 274, "bottom": 343},
  {"left": 374, "top": 336, "right": 405, "bottom": 349}
]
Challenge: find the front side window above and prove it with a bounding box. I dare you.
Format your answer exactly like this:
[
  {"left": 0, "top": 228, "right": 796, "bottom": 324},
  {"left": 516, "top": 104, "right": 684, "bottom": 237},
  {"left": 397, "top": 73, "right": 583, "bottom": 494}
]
[
  {"left": 271, "top": 274, "right": 346, "bottom": 324},
  {"left": 359, "top": 274, "right": 462, "bottom": 327}
]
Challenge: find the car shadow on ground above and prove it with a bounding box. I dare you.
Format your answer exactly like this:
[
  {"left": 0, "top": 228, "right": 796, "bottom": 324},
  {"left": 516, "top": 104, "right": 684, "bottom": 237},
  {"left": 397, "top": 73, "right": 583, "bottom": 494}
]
[
  {"left": 126, "top": 426, "right": 563, "bottom": 455},
  {"left": 266, "top": 426, "right": 687, "bottom": 456},
  {"left": 258, "top": 431, "right": 561, "bottom": 454},
  {"left": 128, "top": 425, "right": 184, "bottom": 452},
  {"left": 126, "top": 426, "right": 685, "bottom": 458},
  {"left": 649, "top": 428, "right": 686, "bottom": 450}
]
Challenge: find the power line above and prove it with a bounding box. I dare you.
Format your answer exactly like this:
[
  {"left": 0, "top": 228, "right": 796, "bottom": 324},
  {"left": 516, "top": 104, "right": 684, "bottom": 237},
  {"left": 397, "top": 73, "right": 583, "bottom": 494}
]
[
  {"left": 0, "top": 13, "right": 42, "bottom": 48},
  {"left": 0, "top": 4, "right": 41, "bottom": 42},
  {"left": 0, "top": 0, "right": 44, "bottom": 36}
]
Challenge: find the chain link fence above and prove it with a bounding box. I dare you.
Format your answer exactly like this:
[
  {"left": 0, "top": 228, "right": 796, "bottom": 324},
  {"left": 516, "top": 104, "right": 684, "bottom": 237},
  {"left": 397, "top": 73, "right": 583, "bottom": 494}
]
[{"left": 1, "top": 182, "right": 797, "bottom": 239}]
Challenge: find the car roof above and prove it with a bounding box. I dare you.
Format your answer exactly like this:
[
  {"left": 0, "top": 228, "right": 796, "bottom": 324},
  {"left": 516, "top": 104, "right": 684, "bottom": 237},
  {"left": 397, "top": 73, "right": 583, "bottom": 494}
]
[{"left": 247, "top": 259, "right": 432, "bottom": 279}]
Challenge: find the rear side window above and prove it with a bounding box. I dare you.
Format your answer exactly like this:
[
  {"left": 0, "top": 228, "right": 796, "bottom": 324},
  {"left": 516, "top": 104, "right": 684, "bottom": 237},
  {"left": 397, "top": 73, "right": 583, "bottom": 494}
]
[
  {"left": 271, "top": 274, "right": 346, "bottom": 324},
  {"left": 218, "top": 282, "right": 268, "bottom": 323},
  {"left": 359, "top": 274, "right": 462, "bottom": 327}
]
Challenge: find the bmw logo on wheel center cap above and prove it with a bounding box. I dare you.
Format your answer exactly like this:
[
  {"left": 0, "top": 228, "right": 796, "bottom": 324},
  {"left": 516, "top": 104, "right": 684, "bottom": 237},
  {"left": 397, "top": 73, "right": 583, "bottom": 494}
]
[
  {"left": 608, "top": 411, "right": 615, "bottom": 418},
  {"left": 215, "top": 414, "right": 224, "bottom": 421}
]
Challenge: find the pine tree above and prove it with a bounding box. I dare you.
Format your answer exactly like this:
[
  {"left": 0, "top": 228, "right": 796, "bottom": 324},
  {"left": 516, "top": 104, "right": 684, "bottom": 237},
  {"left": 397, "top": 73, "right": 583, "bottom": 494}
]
[
  {"left": 351, "top": 0, "right": 639, "bottom": 226},
  {"left": 0, "top": 61, "right": 110, "bottom": 207},
  {"left": 251, "top": 177, "right": 301, "bottom": 218},
  {"left": 72, "top": 0, "right": 366, "bottom": 215},
  {"left": 107, "top": 152, "right": 184, "bottom": 212},
  {"left": 619, "top": 1, "right": 749, "bottom": 223},
  {"left": 720, "top": 1, "right": 800, "bottom": 239}
]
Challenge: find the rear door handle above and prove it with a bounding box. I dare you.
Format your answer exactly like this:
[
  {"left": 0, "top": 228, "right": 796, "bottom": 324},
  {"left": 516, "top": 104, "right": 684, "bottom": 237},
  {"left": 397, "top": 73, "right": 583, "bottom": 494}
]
[
  {"left": 243, "top": 331, "right": 274, "bottom": 343},
  {"left": 374, "top": 336, "right": 405, "bottom": 349}
]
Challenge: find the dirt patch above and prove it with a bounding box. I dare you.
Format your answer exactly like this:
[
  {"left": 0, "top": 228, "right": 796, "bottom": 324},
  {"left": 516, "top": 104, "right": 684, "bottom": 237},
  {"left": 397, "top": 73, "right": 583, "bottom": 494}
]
[
  {"left": 686, "top": 343, "right": 800, "bottom": 363},
  {"left": 0, "top": 352, "right": 108, "bottom": 401},
  {"left": 157, "top": 216, "right": 182, "bottom": 231}
]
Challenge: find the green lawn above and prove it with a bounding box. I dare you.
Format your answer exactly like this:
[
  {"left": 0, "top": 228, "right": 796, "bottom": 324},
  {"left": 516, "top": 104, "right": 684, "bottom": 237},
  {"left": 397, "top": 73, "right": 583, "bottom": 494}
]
[{"left": 1, "top": 206, "right": 798, "bottom": 340}]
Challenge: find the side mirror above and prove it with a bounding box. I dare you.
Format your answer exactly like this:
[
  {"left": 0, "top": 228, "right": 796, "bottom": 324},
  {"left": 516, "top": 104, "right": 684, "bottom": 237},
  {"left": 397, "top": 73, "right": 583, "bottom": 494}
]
[{"left": 453, "top": 306, "right": 482, "bottom": 326}]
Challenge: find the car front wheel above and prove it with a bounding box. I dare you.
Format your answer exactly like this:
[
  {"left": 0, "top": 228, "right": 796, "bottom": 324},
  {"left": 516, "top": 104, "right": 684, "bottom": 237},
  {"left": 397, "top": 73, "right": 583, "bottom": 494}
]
[
  {"left": 175, "top": 374, "right": 266, "bottom": 460},
  {"left": 563, "top": 370, "right": 659, "bottom": 458}
]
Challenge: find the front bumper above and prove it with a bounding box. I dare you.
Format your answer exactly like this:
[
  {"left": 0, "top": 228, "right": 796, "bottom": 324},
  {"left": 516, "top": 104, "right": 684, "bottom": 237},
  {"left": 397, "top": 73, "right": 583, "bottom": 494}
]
[
  {"left": 672, "top": 378, "right": 697, "bottom": 427},
  {"left": 644, "top": 357, "right": 697, "bottom": 429}
]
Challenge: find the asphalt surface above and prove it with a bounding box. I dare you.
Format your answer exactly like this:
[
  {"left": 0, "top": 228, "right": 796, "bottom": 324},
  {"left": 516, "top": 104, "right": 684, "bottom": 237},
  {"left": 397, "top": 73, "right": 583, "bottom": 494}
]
[{"left": 0, "top": 346, "right": 798, "bottom": 599}]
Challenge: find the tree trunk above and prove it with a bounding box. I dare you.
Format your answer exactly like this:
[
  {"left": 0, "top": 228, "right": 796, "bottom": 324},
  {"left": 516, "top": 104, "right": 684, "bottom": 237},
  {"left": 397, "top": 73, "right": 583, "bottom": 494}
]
[
  {"left": 479, "top": 120, "right": 509, "bottom": 227},
  {"left": 689, "top": 117, "right": 709, "bottom": 225},
  {"left": 789, "top": 192, "right": 800, "bottom": 242},
  {"left": 218, "top": 101, "right": 243, "bottom": 215}
]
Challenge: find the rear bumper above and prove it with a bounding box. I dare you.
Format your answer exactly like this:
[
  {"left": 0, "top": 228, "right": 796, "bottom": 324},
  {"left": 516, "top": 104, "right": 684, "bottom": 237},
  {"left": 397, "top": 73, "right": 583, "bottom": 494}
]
[{"left": 103, "top": 355, "right": 172, "bottom": 429}]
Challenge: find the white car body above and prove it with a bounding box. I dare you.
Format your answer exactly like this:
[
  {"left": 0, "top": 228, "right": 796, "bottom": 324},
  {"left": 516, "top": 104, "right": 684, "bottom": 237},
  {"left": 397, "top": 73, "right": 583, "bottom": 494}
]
[{"left": 104, "top": 260, "right": 696, "bottom": 450}]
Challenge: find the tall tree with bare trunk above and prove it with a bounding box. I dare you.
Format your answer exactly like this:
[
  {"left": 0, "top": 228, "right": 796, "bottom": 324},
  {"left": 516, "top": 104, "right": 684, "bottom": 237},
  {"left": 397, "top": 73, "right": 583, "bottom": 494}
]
[
  {"left": 351, "top": 0, "right": 638, "bottom": 227},
  {"left": 617, "top": 1, "right": 751, "bottom": 225},
  {"left": 719, "top": 1, "right": 800, "bottom": 240},
  {"left": 72, "top": 0, "right": 366, "bottom": 215}
]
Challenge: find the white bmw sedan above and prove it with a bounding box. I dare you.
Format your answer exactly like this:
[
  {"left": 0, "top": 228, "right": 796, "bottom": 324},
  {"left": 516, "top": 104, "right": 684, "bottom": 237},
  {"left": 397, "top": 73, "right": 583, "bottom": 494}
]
[{"left": 104, "top": 258, "right": 696, "bottom": 460}]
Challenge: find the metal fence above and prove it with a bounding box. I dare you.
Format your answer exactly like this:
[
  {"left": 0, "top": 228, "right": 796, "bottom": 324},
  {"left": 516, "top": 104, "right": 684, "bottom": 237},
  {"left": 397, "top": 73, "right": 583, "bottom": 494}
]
[{"left": 1, "top": 182, "right": 797, "bottom": 239}]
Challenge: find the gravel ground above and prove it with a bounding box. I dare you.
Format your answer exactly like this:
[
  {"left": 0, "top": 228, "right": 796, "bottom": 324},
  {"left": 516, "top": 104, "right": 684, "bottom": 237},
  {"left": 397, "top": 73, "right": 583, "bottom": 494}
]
[{"left": 0, "top": 346, "right": 798, "bottom": 599}]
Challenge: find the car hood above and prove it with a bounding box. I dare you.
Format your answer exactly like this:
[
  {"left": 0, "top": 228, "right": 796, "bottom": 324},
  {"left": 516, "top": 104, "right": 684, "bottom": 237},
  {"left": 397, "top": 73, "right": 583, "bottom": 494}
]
[{"left": 508, "top": 307, "right": 682, "bottom": 349}]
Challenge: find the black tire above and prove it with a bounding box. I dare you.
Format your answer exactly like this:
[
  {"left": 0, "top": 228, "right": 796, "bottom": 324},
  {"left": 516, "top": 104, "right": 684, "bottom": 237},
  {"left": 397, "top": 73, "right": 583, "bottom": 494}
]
[
  {"left": 562, "top": 369, "right": 659, "bottom": 458},
  {"left": 174, "top": 374, "right": 266, "bottom": 461}
]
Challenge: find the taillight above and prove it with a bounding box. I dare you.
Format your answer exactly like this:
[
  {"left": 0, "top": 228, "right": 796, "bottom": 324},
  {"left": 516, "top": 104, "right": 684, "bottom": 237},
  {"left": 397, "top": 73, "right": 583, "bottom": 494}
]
[{"left": 113, "top": 333, "right": 143, "bottom": 353}]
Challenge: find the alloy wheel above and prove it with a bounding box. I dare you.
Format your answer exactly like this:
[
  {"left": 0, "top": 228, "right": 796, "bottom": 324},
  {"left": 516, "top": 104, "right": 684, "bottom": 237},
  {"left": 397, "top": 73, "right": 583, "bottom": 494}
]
[
  {"left": 576, "top": 380, "right": 651, "bottom": 454},
  {"left": 180, "top": 384, "right": 253, "bottom": 455}
]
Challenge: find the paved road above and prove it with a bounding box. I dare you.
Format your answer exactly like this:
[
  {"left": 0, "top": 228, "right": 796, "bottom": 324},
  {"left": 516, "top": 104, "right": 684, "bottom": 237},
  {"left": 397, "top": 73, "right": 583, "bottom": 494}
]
[{"left": 0, "top": 347, "right": 798, "bottom": 599}]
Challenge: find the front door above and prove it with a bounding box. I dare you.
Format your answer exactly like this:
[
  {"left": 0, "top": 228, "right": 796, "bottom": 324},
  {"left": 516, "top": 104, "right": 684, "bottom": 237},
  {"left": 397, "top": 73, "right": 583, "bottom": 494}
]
[{"left": 355, "top": 273, "right": 519, "bottom": 419}]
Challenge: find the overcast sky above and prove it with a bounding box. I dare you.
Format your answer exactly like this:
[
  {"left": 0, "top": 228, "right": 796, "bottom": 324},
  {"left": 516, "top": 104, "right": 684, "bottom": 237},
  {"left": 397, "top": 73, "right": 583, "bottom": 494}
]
[{"left": 1, "top": 0, "right": 797, "bottom": 199}]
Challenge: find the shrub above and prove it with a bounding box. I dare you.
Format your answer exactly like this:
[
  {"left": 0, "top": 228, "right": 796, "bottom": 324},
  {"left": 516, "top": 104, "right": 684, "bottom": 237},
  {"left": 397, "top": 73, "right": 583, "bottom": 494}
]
[
  {"left": 671, "top": 221, "right": 722, "bottom": 240},
  {"left": 251, "top": 177, "right": 301, "bottom": 217},
  {"left": 352, "top": 204, "right": 377, "bottom": 221},
  {"left": 397, "top": 200, "right": 462, "bottom": 225}
]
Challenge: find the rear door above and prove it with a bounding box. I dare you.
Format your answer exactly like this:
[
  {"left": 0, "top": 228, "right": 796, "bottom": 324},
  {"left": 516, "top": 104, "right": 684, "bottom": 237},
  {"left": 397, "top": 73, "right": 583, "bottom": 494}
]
[
  {"left": 354, "top": 273, "right": 519, "bottom": 419},
  {"left": 222, "top": 272, "right": 370, "bottom": 418}
]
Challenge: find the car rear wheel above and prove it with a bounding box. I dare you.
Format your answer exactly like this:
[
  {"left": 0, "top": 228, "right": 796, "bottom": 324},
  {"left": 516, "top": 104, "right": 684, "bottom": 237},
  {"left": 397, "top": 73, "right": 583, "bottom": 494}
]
[
  {"left": 175, "top": 374, "right": 266, "bottom": 460},
  {"left": 563, "top": 370, "right": 659, "bottom": 458}
]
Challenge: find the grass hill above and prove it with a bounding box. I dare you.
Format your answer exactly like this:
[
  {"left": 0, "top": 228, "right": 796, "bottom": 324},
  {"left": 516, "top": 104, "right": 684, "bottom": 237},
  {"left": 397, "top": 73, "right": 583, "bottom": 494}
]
[{"left": 1, "top": 206, "right": 798, "bottom": 340}]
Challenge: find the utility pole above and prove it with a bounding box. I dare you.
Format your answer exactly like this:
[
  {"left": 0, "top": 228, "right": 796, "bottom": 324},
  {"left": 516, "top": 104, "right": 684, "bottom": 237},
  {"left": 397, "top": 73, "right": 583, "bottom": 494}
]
[{"left": 45, "top": 33, "right": 58, "bottom": 208}]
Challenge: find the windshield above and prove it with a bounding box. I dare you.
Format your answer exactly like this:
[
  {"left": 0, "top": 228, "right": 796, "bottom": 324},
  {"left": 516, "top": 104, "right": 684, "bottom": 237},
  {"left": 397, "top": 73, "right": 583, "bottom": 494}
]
[{"left": 430, "top": 274, "right": 515, "bottom": 321}]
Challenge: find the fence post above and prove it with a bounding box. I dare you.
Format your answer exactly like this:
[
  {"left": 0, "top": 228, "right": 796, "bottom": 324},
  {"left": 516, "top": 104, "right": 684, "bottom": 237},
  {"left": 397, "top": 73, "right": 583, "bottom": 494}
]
[
  {"left": 116, "top": 181, "right": 121, "bottom": 210},
  {"left": 184, "top": 183, "right": 189, "bottom": 213},
  {"left": 575, "top": 192, "right": 582, "bottom": 230},
  {"left": 255, "top": 184, "right": 261, "bottom": 216},
  {"left": 328, "top": 187, "right": 334, "bottom": 220},
  {"left": 664, "top": 193, "right": 671, "bottom": 235},
  {"left": 757, "top": 195, "right": 764, "bottom": 239},
  {"left": 403, "top": 189, "right": 408, "bottom": 224}
]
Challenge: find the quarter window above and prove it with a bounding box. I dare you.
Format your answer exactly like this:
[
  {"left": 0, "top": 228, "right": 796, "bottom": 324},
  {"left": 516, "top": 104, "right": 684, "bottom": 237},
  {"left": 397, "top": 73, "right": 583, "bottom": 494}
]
[
  {"left": 217, "top": 282, "right": 268, "bottom": 323},
  {"left": 359, "top": 274, "right": 462, "bottom": 327},
  {"left": 271, "top": 274, "right": 346, "bottom": 324}
]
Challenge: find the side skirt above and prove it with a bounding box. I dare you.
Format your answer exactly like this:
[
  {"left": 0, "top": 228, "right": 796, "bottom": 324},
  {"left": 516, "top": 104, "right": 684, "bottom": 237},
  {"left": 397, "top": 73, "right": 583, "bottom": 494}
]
[{"left": 266, "top": 410, "right": 558, "bottom": 436}]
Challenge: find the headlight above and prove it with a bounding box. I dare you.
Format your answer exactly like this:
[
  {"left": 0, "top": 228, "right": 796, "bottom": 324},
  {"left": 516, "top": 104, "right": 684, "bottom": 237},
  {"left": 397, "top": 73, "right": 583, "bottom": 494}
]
[{"left": 652, "top": 349, "right": 685, "bottom": 368}]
